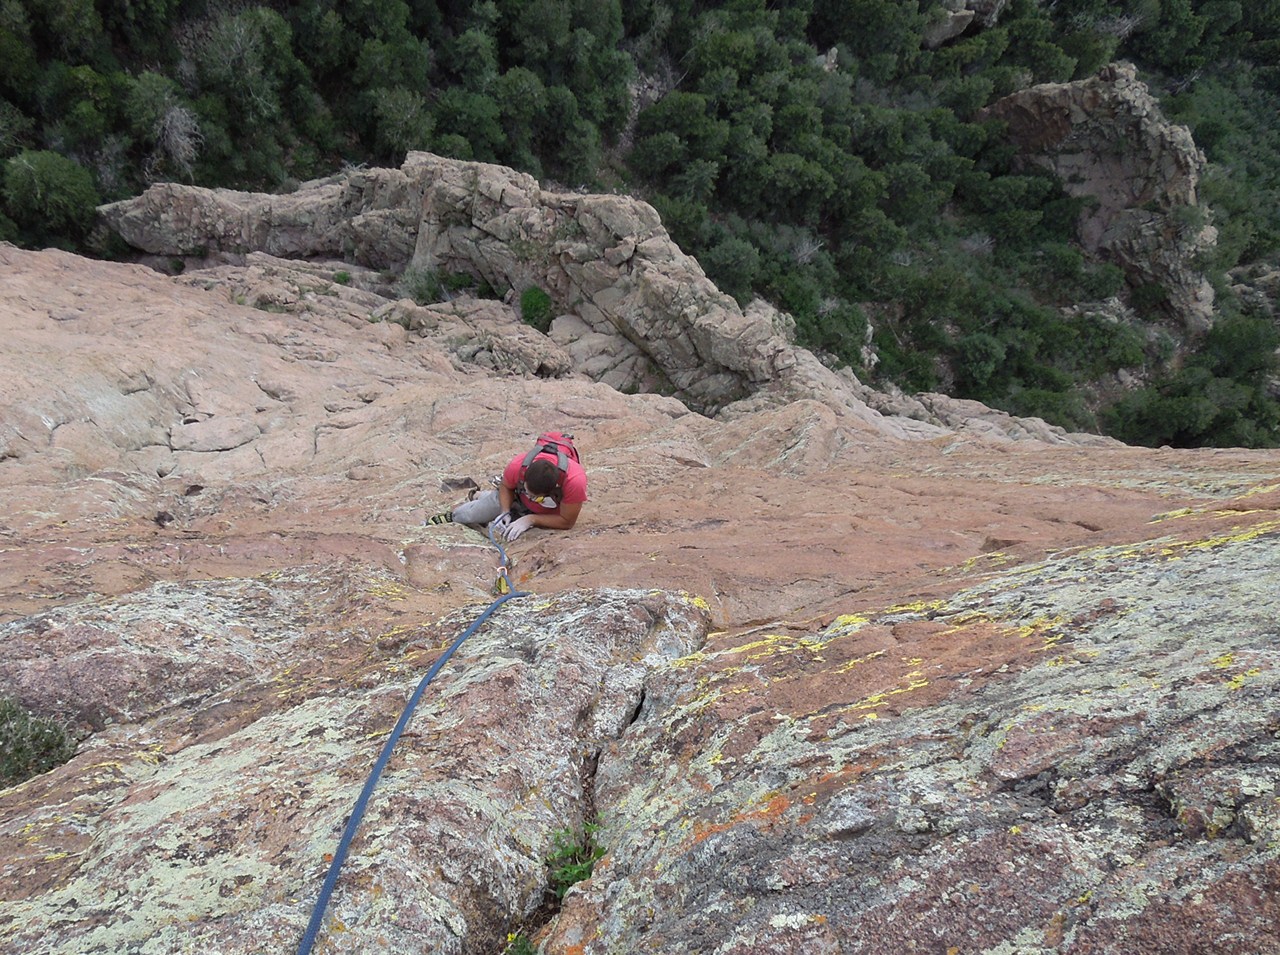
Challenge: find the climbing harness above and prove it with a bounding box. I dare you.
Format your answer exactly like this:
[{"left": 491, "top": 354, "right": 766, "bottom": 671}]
[{"left": 296, "top": 525, "right": 528, "bottom": 955}]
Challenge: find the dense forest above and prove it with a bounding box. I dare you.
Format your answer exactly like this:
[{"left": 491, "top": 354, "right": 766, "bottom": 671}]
[{"left": 3, "top": 0, "right": 1279, "bottom": 446}]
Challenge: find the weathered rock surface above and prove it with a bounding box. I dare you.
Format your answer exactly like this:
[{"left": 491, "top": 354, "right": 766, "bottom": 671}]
[
  {"left": 99, "top": 153, "right": 1110, "bottom": 446},
  {"left": 549, "top": 504, "right": 1280, "bottom": 954},
  {"left": 983, "top": 62, "right": 1218, "bottom": 333},
  {"left": 1, "top": 232, "right": 1278, "bottom": 955}
]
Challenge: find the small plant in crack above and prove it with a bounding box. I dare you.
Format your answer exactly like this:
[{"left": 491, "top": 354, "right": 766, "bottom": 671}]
[
  {"left": 547, "top": 821, "right": 606, "bottom": 900},
  {"left": 502, "top": 933, "right": 538, "bottom": 955}
]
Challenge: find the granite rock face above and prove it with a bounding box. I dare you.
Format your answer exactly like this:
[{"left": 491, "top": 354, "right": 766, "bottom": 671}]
[
  {"left": 1, "top": 584, "right": 709, "bottom": 955},
  {"left": 1, "top": 234, "right": 1278, "bottom": 955},
  {"left": 549, "top": 505, "right": 1280, "bottom": 954}
]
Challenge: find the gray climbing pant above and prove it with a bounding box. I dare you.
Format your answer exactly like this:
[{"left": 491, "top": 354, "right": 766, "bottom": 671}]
[{"left": 452, "top": 490, "right": 504, "bottom": 526}]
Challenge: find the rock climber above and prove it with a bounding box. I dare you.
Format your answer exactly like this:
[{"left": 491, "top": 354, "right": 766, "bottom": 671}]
[{"left": 428, "top": 433, "right": 587, "bottom": 542}]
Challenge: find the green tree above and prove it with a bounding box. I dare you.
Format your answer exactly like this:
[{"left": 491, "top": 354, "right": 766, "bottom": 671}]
[
  {"left": 126, "top": 71, "right": 203, "bottom": 180},
  {"left": 629, "top": 130, "right": 686, "bottom": 181},
  {"left": 1128, "top": 0, "right": 1208, "bottom": 76},
  {"left": 435, "top": 88, "right": 504, "bottom": 162},
  {"left": 99, "top": 0, "right": 182, "bottom": 57},
  {"left": 372, "top": 87, "right": 432, "bottom": 160},
  {"left": 3, "top": 149, "right": 100, "bottom": 247},
  {"left": 808, "top": 0, "right": 926, "bottom": 82},
  {"left": 535, "top": 85, "right": 600, "bottom": 183},
  {"left": 0, "top": 99, "right": 33, "bottom": 158},
  {"left": 635, "top": 92, "right": 729, "bottom": 164},
  {"left": 702, "top": 234, "right": 760, "bottom": 303},
  {"left": 766, "top": 151, "right": 835, "bottom": 222},
  {"left": 1001, "top": 12, "right": 1077, "bottom": 82},
  {"left": 22, "top": 0, "right": 104, "bottom": 60},
  {"left": 881, "top": 161, "right": 948, "bottom": 227},
  {"left": 493, "top": 67, "right": 548, "bottom": 172},
  {"left": 0, "top": 6, "right": 39, "bottom": 107},
  {"left": 440, "top": 28, "right": 497, "bottom": 92}
]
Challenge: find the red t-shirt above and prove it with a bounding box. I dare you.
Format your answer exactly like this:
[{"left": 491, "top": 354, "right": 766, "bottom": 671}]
[{"left": 503, "top": 451, "right": 588, "bottom": 515}]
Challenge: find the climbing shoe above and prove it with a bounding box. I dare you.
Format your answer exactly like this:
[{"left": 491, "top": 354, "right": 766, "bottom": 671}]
[{"left": 426, "top": 510, "right": 453, "bottom": 525}]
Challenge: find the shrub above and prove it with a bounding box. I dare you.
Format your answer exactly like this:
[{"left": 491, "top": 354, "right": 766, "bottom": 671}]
[
  {"left": 1, "top": 696, "right": 77, "bottom": 788},
  {"left": 520, "top": 286, "right": 555, "bottom": 332},
  {"left": 956, "top": 331, "right": 1008, "bottom": 390},
  {"left": 1129, "top": 282, "right": 1170, "bottom": 313},
  {"left": 702, "top": 236, "right": 759, "bottom": 304},
  {"left": 397, "top": 267, "right": 443, "bottom": 304},
  {"left": 3, "top": 150, "right": 100, "bottom": 248},
  {"left": 547, "top": 822, "right": 605, "bottom": 900},
  {"left": 1004, "top": 386, "right": 1096, "bottom": 433},
  {"left": 799, "top": 300, "right": 869, "bottom": 365},
  {"left": 371, "top": 86, "right": 433, "bottom": 159},
  {"left": 1078, "top": 262, "right": 1125, "bottom": 300},
  {"left": 1200, "top": 312, "right": 1280, "bottom": 380}
]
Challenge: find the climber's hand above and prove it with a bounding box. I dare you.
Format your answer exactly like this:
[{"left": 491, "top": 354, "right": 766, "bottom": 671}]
[{"left": 503, "top": 515, "right": 536, "bottom": 542}]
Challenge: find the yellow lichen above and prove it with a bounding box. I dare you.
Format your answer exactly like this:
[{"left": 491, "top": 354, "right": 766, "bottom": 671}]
[
  {"left": 724, "top": 633, "right": 827, "bottom": 661},
  {"left": 1179, "top": 519, "right": 1280, "bottom": 555},
  {"left": 825, "top": 613, "right": 870, "bottom": 635},
  {"left": 670, "top": 650, "right": 708, "bottom": 669},
  {"left": 1238, "top": 481, "right": 1280, "bottom": 498},
  {"left": 136, "top": 745, "right": 167, "bottom": 766},
  {"left": 957, "top": 551, "right": 1013, "bottom": 573},
  {"left": 831, "top": 649, "right": 887, "bottom": 674},
  {"left": 884, "top": 599, "right": 947, "bottom": 616},
  {"left": 1226, "top": 668, "right": 1262, "bottom": 691}
]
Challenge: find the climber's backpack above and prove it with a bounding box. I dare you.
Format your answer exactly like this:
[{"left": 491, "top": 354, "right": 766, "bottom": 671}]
[{"left": 519, "top": 431, "right": 580, "bottom": 490}]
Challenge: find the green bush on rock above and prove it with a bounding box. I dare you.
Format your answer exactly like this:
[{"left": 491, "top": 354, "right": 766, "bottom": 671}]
[
  {"left": 0, "top": 695, "right": 77, "bottom": 789},
  {"left": 520, "top": 286, "right": 555, "bottom": 333}
]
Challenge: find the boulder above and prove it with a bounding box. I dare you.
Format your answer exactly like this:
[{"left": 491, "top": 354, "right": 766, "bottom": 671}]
[{"left": 982, "top": 62, "right": 1218, "bottom": 333}]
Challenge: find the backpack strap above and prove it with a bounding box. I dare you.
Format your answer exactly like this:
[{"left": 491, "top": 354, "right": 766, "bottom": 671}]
[{"left": 519, "top": 433, "right": 574, "bottom": 482}]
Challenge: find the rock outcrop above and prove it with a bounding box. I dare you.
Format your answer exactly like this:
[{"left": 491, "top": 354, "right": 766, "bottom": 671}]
[
  {"left": 982, "top": 62, "right": 1218, "bottom": 332},
  {"left": 98, "top": 156, "right": 799, "bottom": 418},
  {"left": 923, "top": 0, "right": 1011, "bottom": 48},
  {"left": 2, "top": 243, "right": 1279, "bottom": 954},
  {"left": 99, "top": 153, "right": 1113, "bottom": 447}
]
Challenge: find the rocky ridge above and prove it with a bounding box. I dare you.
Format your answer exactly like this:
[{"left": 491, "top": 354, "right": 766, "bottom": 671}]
[
  {"left": 99, "top": 152, "right": 1119, "bottom": 447},
  {"left": 2, "top": 157, "right": 1279, "bottom": 955}
]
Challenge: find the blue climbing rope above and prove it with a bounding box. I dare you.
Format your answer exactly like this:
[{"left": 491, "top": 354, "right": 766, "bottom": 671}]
[{"left": 296, "top": 526, "right": 528, "bottom": 955}]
